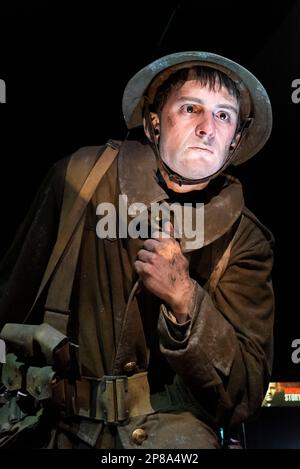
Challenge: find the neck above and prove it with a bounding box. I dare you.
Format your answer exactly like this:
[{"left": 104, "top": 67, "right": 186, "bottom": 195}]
[{"left": 160, "top": 168, "right": 209, "bottom": 193}]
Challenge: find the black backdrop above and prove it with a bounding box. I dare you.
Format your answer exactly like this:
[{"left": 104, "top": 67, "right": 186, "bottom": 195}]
[{"left": 1, "top": 0, "right": 300, "bottom": 383}]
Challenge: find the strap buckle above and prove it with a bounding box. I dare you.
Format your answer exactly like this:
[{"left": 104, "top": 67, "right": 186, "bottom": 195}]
[
  {"left": 90, "top": 375, "right": 129, "bottom": 425},
  {"left": 59, "top": 372, "right": 154, "bottom": 423}
]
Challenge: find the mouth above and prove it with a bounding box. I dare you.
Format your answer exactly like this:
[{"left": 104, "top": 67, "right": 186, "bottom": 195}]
[{"left": 188, "top": 146, "right": 213, "bottom": 154}]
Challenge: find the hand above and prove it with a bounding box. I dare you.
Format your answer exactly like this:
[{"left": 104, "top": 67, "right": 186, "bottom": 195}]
[{"left": 134, "top": 222, "right": 195, "bottom": 323}]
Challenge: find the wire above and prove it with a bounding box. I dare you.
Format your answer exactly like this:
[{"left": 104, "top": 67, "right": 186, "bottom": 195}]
[{"left": 156, "top": 3, "right": 181, "bottom": 50}]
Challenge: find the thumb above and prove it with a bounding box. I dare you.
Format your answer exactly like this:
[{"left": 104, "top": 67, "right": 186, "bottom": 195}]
[{"left": 162, "top": 220, "right": 174, "bottom": 238}]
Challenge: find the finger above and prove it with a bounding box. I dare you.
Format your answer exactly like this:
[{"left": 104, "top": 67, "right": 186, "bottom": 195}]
[
  {"left": 152, "top": 229, "right": 170, "bottom": 240},
  {"left": 137, "top": 249, "right": 155, "bottom": 263},
  {"left": 144, "top": 238, "right": 160, "bottom": 252},
  {"left": 134, "top": 260, "right": 151, "bottom": 276},
  {"left": 152, "top": 230, "right": 161, "bottom": 239},
  {"left": 162, "top": 221, "right": 174, "bottom": 237}
]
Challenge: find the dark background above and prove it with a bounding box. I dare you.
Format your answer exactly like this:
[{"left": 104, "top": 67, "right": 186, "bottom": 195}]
[{"left": 1, "top": 0, "right": 300, "bottom": 447}]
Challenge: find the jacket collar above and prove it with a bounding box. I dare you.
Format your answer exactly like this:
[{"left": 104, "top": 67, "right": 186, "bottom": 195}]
[{"left": 118, "top": 140, "right": 244, "bottom": 249}]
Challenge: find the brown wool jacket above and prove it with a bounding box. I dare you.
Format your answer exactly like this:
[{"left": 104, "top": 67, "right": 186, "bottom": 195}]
[{"left": 0, "top": 140, "right": 274, "bottom": 448}]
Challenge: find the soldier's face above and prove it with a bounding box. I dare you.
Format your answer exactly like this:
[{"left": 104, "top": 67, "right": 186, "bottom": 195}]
[{"left": 156, "top": 80, "right": 239, "bottom": 180}]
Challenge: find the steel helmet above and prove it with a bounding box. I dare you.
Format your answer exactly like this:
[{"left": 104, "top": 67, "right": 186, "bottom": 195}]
[{"left": 122, "top": 51, "right": 272, "bottom": 166}]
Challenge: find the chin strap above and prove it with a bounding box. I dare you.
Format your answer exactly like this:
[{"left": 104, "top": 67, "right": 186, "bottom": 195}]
[{"left": 144, "top": 104, "right": 253, "bottom": 186}]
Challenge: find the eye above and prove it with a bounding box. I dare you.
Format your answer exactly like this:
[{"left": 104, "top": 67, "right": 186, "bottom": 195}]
[
  {"left": 216, "top": 111, "right": 230, "bottom": 121},
  {"left": 186, "top": 105, "right": 194, "bottom": 113},
  {"left": 181, "top": 104, "right": 197, "bottom": 114}
]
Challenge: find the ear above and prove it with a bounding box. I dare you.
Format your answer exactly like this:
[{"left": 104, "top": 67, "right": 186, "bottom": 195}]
[
  {"left": 143, "top": 112, "right": 160, "bottom": 143},
  {"left": 229, "top": 132, "right": 241, "bottom": 151}
]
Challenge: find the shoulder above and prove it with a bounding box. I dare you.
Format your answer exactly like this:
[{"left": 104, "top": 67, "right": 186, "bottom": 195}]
[
  {"left": 37, "top": 146, "right": 104, "bottom": 213},
  {"left": 220, "top": 174, "right": 274, "bottom": 247},
  {"left": 230, "top": 206, "right": 274, "bottom": 265},
  {"left": 52, "top": 145, "right": 107, "bottom": 176},
  {"left": 56, "top": 141, "right": 122, "bottom": 177},
  {"left": 49, "top": 144, "right": 108, "bottom": 189},
  {"left": 241, "top": 206, "right": 274, "bottom": 247}
]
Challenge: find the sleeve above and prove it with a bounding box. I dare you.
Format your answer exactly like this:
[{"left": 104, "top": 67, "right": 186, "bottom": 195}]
[
  {"left": 158, "top": 215, "right": 274, "bottom": 427},
  {"left": 0, "top": 158, "right": 68, "bottom": 329}
]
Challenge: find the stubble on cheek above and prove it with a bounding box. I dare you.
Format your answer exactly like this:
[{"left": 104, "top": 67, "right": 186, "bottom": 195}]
[
  {"left": 166, "top": 114, "right": 176, "bottom": 128},
  {"left": 165, "top": 114, "right": 182, "bottom": 151}
]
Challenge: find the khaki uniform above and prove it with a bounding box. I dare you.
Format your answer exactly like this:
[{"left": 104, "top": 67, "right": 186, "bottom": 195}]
[{"left": 0, "top": 140, "right": 274, "bottom": 448}]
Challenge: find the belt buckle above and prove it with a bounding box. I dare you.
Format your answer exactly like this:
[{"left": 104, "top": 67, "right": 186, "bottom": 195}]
[{"left": 97, "top": 375, "right": 129, "bottom": 425}]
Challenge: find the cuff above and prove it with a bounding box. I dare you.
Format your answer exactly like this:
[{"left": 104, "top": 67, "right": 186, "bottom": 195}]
[
  {"left": 161, "top": 304, "right": 191, "bottom": 341},
  {"left": 159, "top": 280, "right": 201, "bottom": 343}
]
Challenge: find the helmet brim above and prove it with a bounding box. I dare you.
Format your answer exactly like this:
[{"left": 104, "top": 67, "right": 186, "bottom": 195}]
[{"left": 122, "top": 51, "right": 272, "bottom": 165}]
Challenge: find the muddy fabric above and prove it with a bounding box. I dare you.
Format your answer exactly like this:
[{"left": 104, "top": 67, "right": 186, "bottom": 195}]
[{"left": 0, "top": 140, "right": 274, "bottom": 448}]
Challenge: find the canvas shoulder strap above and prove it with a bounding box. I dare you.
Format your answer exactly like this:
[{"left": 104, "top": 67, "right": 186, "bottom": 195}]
[
  {"left": 207, "top": 214, "right": 243, "bottom": 295},
  {"left": 24, "top": 140, "right": 120, "bottom": 331}
]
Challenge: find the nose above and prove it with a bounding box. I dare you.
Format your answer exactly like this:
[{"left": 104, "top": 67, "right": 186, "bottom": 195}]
[{"left": 195, "top": 111, "right": 215, "bottom": 140}]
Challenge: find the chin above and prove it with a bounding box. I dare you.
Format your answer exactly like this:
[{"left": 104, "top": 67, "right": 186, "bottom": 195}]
[{"left": 170, "top": 159, "right": 219, "bottom": 180}]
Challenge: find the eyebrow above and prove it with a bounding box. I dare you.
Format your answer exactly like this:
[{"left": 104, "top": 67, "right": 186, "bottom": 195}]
[{"left": 177, "top": 96, "right": 239, "bottom": 115}]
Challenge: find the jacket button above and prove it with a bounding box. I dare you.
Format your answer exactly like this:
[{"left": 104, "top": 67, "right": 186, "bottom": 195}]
[
  {"left": 124, "top": 361, "right": 137, "bottom": 374},
  {"left": 132, "top": 428, "right": 147, "bottom": 445}
]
